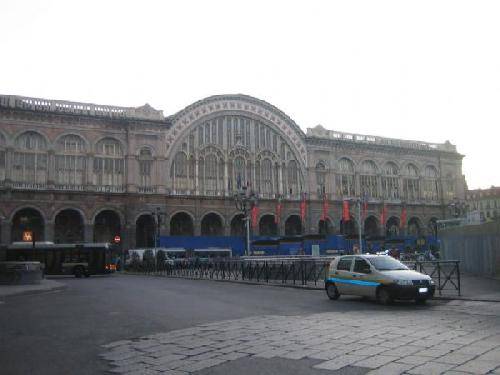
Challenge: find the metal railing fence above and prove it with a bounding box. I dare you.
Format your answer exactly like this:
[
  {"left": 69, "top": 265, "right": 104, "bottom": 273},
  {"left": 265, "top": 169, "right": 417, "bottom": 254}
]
[{"left": 127, "top": 258, "right": 461, "bottom": 295}]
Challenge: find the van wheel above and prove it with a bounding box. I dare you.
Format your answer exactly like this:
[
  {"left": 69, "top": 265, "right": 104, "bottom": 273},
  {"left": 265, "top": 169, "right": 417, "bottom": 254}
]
[
  {"left": 326, "top": 283, "right": 340, "bottom": 300},
  {"left": 377, "top": 288, "right": 393, "bottom": 305},
  {"left": 74, "top": 266, "right": 84, "bottom": 278}
]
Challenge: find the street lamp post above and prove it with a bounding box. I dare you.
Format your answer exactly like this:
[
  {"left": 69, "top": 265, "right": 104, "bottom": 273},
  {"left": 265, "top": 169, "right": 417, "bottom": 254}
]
[
  {"left": 152, "top": 207, "right": 167, "bottom": 248},
  {"left": 151, "top": 207, "right": 167, "bottom": 271},
  {"left": 346, "top": 198, "right": 363, "bottom": 254},
  {"left": 234, "top": 186, "right": 257, "bottom": 256},
  {"left": 448, "top": 198, "right": 468, "bottom": 219}
]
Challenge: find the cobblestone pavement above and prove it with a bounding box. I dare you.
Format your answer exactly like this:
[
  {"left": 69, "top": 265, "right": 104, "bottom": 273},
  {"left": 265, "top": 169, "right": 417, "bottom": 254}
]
[{"left": 101, "top": 307, "right": 500, "bottom": 375}]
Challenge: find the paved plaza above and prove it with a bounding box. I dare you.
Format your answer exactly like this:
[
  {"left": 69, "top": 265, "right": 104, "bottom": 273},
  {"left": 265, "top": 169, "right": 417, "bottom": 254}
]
[
  {"left": 101, "top": 307, "right": 500, "bottom": 375},
  {"left": 1, "top": 275, "right": 499, "bottom": 375}
]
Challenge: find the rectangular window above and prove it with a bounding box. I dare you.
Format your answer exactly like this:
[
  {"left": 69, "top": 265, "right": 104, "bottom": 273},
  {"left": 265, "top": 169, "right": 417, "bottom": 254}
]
[
  {"left": 337, "top": 258, "right": 352, "bottom": 271},
  {"left": 353, "top": 259, "right": 370, "bottom": 273}
]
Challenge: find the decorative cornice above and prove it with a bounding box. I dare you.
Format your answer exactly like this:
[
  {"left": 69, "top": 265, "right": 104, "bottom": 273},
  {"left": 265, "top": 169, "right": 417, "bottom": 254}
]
[{"left": 0, "top": 94, "right": 170, "bottom": 125}]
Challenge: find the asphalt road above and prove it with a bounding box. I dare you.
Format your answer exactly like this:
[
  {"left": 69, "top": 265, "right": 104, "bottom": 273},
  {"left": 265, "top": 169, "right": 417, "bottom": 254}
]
[{"left": 0, "top": 274, "right": 498, "bottom": 375}]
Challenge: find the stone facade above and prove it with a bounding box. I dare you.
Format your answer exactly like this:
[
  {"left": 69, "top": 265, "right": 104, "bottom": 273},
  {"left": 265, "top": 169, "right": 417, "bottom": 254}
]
[{"left": 0, "top": 94, "right": 466, "bottom": 249}]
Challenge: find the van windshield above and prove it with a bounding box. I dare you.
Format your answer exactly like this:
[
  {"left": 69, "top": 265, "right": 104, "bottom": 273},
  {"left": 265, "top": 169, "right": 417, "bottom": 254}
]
[{"left": 368, "top": 256, "right": 408, "bottom": 271}]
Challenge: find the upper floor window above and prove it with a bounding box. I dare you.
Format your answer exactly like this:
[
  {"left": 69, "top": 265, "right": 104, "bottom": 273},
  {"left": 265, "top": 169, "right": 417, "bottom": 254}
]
[
  {"left": 316, "top": 162, "right": 326, "bottom": 196},
  {"left": 171, "top": 151, "right": 188, "bottom": 192},
  {"left": 360, "top": 160, "right": 379, "bottom": 198},
  {"left": 55, "top": 135, "right": 86, "bottom": 188},
  {"left": 138, "top": 148, "right": 153, "bottom": 191},
  {"left": 93, "top": 138, "right": 124, "bottom": 189},
  {"left": 381, "top": 162, "right": 399, "bottom": 200},
  {"left": 287, "top": 160, "right": 299, "bottom": 196},
  {"left": 335, "top": 158, "right": 355, "bottom": 197},
  {"left": 13, "top": 131, "right": 48, "bottom": 187},
  {"left": 403, "top": 164, "right": 420, "bottom": 201},
  {"left": 423, "top": 165, "right": 439, "bottom": 201}
]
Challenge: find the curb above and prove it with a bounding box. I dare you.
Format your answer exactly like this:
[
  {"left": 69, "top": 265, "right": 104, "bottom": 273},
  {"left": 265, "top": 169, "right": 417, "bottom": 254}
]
[
  {"left": 0, "top": 281, "right": 67, "bottom": 299},
  {"left": 122, "top": 272, "right": 500, "bottom": 302}
]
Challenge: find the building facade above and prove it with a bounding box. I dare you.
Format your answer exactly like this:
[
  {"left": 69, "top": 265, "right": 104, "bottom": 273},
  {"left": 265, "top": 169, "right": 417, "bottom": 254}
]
[
  {"left": 0, "top": 94, "right": 466, "bottom": 250},
  {"left": 467, "top": 186, "right": 500, "bottom": 222}
]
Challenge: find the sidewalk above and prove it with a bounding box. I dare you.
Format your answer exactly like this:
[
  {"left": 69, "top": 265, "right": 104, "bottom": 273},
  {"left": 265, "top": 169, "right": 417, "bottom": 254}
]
[
  {"left": 454, "top": 273, "right": 500, "bottom": 302},
  {"left": 0, "top": 279, "right": 66, "bottom": 299}
]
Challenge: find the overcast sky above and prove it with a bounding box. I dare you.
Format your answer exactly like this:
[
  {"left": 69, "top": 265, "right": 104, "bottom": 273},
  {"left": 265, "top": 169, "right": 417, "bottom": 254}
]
[{"left": 1, "top": 0, "right": 499, "bottom": 189}]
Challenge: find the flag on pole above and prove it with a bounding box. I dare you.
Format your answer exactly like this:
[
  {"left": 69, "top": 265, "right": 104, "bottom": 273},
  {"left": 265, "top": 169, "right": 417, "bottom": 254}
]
[
  {"left": 300, "top": 192, "right": 307, "bottom": 223},
  {"left": 380, "top": 203, "right": 387, "bottom": 227},
  {"left": 275, "top": 200, "right": 282, "bottom": 224},
  {"left": 342, "top": 200, "right": 350, "bottom": 222},
  {"left": 400, "top": 206, "right": 407, "bottom": 229},
  {"left": 362, "top": 194, "right": 368, "bottom": 221},
  {"left": 251, "top": 203, "right": 259, "bottom": 230},
  {"left": 321, "top": 194, "right": 329, "bottom": 221}
]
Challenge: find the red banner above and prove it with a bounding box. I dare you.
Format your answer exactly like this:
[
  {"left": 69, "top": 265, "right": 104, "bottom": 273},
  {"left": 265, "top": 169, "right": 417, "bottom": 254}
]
[
  {"left": 321, "top": 195, "right": 329, "bottom": 221},
  {"left": 300, "top": 193, "right": 307, "bottom": 222},
  {"left": 380, "top": 203, "right": 387, "bottom": 226},
  {"left": 342, "top": 200, "right": 350, "bottom": 221},
  {"left": 251, "top": 204, "right": 259, "bottom": 230},
  {"left": 362, "top": 200, "right": 368, "bottom": 221},
  {"left": 275, "top": 202, "right": 282, "bottom": 224},
  {"left": 400, "top": 206, "right": 407, "bottom": 229}
]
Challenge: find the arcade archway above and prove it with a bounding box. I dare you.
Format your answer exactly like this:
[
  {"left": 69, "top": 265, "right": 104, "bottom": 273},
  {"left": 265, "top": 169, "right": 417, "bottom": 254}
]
[
  {"left": 136, "top": 214, "right": 155, "bottom": 247},
  {"left": 386, "top": 216, "right": 400, "bottom": 237},
  {"left": 170, "top": 212, "right": 194, "bottom": 236},
  {"left": 318, "top": 218, "right": 333, "bottom": 235},
  {"left": 11, "top": 208, "right": 45, "bottom": 243},
  {"left": 230, "top": 214, "right": 245, "bottom": 236},
  {"left": 364, "top": 216, "right": 379, "bottom": 239},
  {"left": 54, "top": 209, "right": 84, "bottom": 243},
  {"left": 94, "top": 210, "right": 121, "bottom": 243},
  {"left": 201, "top": 213, "right": 223, "bottom": 236},
  {"left": 285, "top": 215, "right": 302, "bottom": 236},
  {"left": 259, "top": 215, "right": 277, "bottom": 236}
]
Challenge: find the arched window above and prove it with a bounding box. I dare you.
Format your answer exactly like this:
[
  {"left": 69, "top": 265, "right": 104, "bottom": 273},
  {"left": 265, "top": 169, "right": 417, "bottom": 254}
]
[
  {"left": 381, "top": 162, "right": 400, "bottom": 200},
  {"left": 261, "top": 159, "right": 273, "bottom": 197},
  {"left": 335, "top": 158, "right": 355, "bottom": 197},
  {"left": 0, "top": 133, "right": 6, "bottom": 182},
  {"left": 234, "top": 156, "right": 246, "bottom": 190},
  {"left": 93, "top": 138, "right": 124, "bottom": 191},
  {"left": 55, "top": 135, "right": 86, "bottom": 189},
  {"left": 204, "top": 154, "right": 218, "bottom": 195},
  {"left": 171, "top": 152, "right": 188, "bottom": 193},
  {"left": 423, "top": 166, "right": 439, "bottom": 201},
  {"left": 444, "top": 173, "right": 455, "bottom": 201},
  {"left": 138, "top": 148, "right": 153, "bottom": 192},
  {"left": 403, "top": 164, "right": 420, "bottom": 201},
  {"left": 360, "top": 160, "right": 379, "bottom": 198},
  {"left": 13, "top": 131, "right": 48, "bottom": 188},
  {"left": 316, "top": 162, "right": 326, "bottom": 196},
  {"left": 287, "top": 160, "right": 299, "bottom": 196}
]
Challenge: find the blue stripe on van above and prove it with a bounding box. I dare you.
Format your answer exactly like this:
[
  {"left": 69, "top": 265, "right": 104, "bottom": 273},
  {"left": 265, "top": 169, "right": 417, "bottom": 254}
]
[{"left": 326, "top": 277, "right": 380, "bottom": 287}]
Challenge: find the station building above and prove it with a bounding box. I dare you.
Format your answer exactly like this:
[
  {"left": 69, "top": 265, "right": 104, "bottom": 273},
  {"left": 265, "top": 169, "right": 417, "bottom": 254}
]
[{"left": 0, "top": 94, "right": 466, "bottom": 253}]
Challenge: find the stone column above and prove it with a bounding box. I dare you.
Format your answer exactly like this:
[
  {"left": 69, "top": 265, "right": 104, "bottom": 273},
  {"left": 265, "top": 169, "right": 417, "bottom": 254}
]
[
  {"left": 47, "top": 150, "right": 55, "bottom": 188},
  {"left": 86, "top": 153, "right": 94, "bottom": 190},
  {"left": 156, "top": 156, "right": 166, "bottom": 194},
  {"left": 123, "top": 223, "right": 135, "bottom": 250},
  {"left": 84, "top": 223, "right": 94, "bottom": 243},
  {"left": 5, "top": 147, "right": 13, "bottom": 185},
  {"left": 126, "top": 155, "right": 137, "bottom": 193},
  {"left": 45, "top": 221, "right": 54, "bottom": 243},
  {"left": 194, "top": 220, "right": 201, "bottom": 236},
  {"left": 1, "top": 220, "right": 12, "bottom": 245}
]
